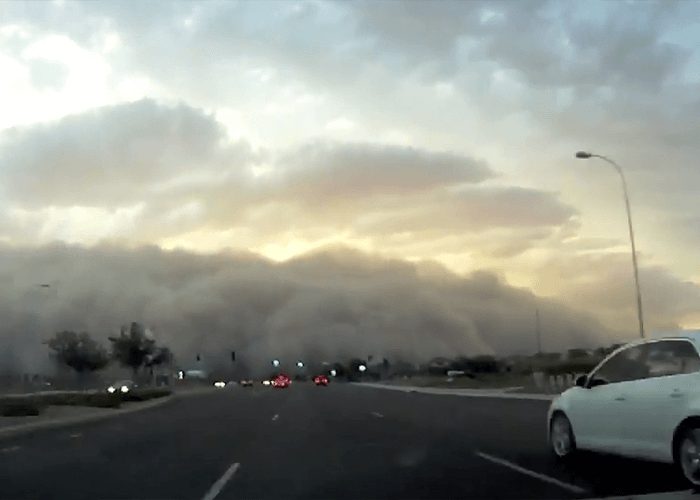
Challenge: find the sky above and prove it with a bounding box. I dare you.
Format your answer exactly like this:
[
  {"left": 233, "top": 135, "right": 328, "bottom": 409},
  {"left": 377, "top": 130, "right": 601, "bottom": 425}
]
[{"left": 0, "top": 0, "right": 699, "bottom": 368}]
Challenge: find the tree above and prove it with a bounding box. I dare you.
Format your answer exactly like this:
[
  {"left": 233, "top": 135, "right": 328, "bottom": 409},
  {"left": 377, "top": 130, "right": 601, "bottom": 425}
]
[
  {"left": 145, "top": 346, "right": 173, "bottom": 385},
  {"left": 145, "top": 347, "right": 173, "bottom": 368},
  {"left": 109, "top": 322, "right": 156, "bottom": 376},
  {"left": 567, "top": 348, "right": 590, "bottom": 359},
  {"left": 47, "top": 331, "right": 109, "bottom": 375}
]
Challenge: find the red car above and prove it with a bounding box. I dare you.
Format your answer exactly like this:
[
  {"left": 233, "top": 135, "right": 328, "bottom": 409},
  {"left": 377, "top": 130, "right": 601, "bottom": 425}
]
[
  {"left": 313, "top": 375, "right": 329, "bottom": 386},
  {"left": 272, "top": 374, "right": 291, "bottom": 388}
]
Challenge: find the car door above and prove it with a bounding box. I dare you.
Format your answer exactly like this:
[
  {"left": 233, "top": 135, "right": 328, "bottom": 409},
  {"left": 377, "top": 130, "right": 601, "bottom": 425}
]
[
  {"left": 568, "top": 344, "right": 649, "bottom": 453},
  {"left": 619, "top": 339, "right": 700, "bottom": 461}
]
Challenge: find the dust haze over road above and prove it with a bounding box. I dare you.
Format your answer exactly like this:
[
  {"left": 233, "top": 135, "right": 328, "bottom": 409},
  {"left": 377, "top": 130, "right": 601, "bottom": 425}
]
[{"left": 0, "top": 243, "right": 609, "bottom": 375}]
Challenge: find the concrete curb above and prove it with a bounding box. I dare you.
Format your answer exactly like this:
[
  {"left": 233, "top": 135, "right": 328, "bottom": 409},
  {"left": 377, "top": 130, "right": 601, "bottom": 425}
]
[
  {"left": 355, "top": 382, "right": 557, "bottom": 401},
  {"left": 0, "top": 393, "right": 177, "bottom": 440}
]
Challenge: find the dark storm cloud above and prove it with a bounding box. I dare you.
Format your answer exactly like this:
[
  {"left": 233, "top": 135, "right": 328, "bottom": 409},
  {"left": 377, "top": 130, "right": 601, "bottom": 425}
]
[
  {"left": 0, "top": 244, "right": 609, "bottom": 374},
  {"left": 534, "top": 252, "right": 700, "bottom": 333}
]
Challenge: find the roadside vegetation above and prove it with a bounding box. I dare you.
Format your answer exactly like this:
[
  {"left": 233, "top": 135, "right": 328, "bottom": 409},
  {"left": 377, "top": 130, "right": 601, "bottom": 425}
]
[
  {"left": 0, "top": 387, "right": 173, "bottom": 418},
  {"left": 0, "top": 322, "right": 174, "bottom": 418},
  {"left": 357, "top": 343, "right": 625, "bottom": 391},
  {"left": 46, "top": 321, "right": 173, "bottom": 383}
]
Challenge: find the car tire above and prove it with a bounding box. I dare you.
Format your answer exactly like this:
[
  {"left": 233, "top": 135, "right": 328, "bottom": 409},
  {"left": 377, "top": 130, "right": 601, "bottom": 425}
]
[
  {"left": 550, "top": 413, "right": 577, "bottom": 460},
  {"left": 675, "top": 424, "right": 700, "bottom": 487}
]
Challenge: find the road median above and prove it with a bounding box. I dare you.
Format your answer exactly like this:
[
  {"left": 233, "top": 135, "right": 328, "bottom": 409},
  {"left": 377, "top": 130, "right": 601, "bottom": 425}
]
[{"left": 0, "top": 385, "right": 217, "bottom": 440}]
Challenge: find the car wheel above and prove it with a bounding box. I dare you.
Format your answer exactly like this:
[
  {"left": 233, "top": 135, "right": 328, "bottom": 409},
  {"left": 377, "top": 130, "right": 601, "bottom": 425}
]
[
  {"left": 676, "top": 426, "right": 700, "bottom": 486},
  {"left": 550, "top": 413, "right": 576, "bottom": 459}
]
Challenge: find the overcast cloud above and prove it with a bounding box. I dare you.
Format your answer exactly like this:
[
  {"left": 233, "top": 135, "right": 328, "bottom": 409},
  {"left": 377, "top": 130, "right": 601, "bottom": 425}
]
[{"left": 0, "top": 0, "right": 698, "bottom": 365}]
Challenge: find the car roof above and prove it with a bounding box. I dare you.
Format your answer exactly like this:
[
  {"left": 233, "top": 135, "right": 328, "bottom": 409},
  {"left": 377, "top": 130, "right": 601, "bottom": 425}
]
[
  {"left": 609, "top": 331, "right": 700, "bottom": 353},
  {"left": 616, "top": 330, "right": 700, "bottom": 349},
  {"left": 660, "top": 330, "right": 700, "bottom": 344}
]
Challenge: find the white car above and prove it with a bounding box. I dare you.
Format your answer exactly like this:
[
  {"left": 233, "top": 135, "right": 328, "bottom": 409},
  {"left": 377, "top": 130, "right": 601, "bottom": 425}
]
[{"left": 548, "top": 334, "right": 700, "bottom": 486}]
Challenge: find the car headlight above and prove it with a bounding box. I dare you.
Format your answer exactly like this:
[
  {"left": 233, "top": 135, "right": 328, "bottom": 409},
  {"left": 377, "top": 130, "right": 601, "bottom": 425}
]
[
  {"left": 214, "top": 381, "right": 226, "bottom": 388},
  {"left": 107, "top": 386, "right": 116, "bottom": 394},
  {"left": 120, "top": 385, "right": 129, "bottom": 393}
]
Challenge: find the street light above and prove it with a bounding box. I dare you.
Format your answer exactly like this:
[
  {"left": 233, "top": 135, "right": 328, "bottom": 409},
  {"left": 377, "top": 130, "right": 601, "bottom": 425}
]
[
  {"left": 296, "top": 361, "right": 304, "bottom": 368},
  {"left": 358, "top": 364, "right": 367, "bottom": 372},
  {"left": 575, "top": 151, "right": 645, "bottom": 339},
  {"left": 272, "top": 359, "right": 280, "bottom": 367}
]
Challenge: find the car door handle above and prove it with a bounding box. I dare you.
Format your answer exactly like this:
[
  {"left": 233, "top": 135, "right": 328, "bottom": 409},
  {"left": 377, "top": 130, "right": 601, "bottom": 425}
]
[{"left": 614, "top": 396, "right": 626, "bottom": 401}]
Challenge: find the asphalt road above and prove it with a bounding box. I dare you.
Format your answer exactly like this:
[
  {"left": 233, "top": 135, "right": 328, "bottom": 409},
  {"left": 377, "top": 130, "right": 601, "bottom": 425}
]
[{"left": 0, "top": 383, "right": 691, "bottom": 499}]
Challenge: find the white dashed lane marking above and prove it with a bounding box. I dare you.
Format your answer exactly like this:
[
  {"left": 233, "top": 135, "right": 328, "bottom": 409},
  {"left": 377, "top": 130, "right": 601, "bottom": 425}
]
[
  {"left": 272, "top": 414, "right": 279, "bottom": 421},
  {"left": 0, "top": 446, "right": 20, "bottom": 453},
  {"left": 201, "top": 462, "right": 241, "bottom": 500},
  {"left": 371, "top": 412, "right": 384, "bottom": 418}
]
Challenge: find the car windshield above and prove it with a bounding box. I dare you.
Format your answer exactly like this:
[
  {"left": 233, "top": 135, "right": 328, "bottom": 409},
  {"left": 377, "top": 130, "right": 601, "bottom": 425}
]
[{"left": 1, "top": 1, "right": 699, "bottom": 499}]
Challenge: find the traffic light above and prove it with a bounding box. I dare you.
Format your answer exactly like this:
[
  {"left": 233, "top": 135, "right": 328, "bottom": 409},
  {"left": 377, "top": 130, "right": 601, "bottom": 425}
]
[
  {"left": 196, "top": 354, "right": 201, "bottom": 362},
  {"left": 231, "top": 351, "right": 236, "bottom": 362}
]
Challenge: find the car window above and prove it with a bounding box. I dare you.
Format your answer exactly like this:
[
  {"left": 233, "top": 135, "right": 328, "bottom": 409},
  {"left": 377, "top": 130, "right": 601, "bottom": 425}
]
[
  {"left": 590, "top": 344, "right": 650, "bottom": 385},
  {"left": 646, "top": 340, "right": 700, "bottom": 377}
]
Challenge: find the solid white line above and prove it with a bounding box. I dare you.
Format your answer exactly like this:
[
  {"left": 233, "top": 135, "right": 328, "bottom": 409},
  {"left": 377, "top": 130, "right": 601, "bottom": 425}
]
[
  {"left": 0, "top": 445, "right": 20, "bottom": 453},
  {"left": 201, "top": 462, "right": 240, "bottom": 500},
  {"left": 475, "top": 451, "right": 586, "bottom": 495},
  {"left": 371, "top": 411, "right": 384, "bottom": 418},
  {"left": 355, "top": 383, "right": 556, "bottom": 401},
  {"left": 272, "top": 413, "right": 279, "bottom": 421},
  {"left": 69, "top": 433, "right": 82, "bottom": 438}
]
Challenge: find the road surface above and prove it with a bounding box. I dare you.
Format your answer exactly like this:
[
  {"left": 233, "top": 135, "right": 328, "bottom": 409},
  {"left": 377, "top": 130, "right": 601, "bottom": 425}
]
[{"left": 0, "top": 383, "right": 690, "bottom": 499}]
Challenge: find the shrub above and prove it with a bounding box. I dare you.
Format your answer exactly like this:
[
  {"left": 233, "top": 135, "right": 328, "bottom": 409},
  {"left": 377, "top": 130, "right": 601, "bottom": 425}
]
[
  {"left": 120, "top": 388, "right": 171, "bottom": 402},
  {"left": 81, "top": 393, "right": 121, "bottom": 408},
  {"left": 544, "top": 359, "right": 600, "bottom": 376},
  {"left": 0, "top": 387, "right": 169, "bottom": 413},
  {"left": 30, "top": 392, "right": 121, "bottom": 408},
  {"left": 0, "top": 400, "right": 42, "bottom": 417}
]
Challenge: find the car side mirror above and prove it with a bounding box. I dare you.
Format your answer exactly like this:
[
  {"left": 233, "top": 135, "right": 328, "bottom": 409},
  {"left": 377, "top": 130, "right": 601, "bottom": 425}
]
[
  {"left": 574, "top": 374, "right": 588, "bottom": 388},
  {"left": 587, "top": 377, "right": 608, "bottom": 388}
]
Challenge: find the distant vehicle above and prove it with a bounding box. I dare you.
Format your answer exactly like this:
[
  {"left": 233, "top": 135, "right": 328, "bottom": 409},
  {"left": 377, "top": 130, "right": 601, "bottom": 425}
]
[
  {"left": 549, "top": 334, "right": 700, "bottom": 486},
  {"left": 213, "top": 381, "right": 226, "bottom": 388},
  {"left": 107, "top": 380, "right": 136, "bottom": 394},
  {"left": 272, "top": 373, "right": 291, "bottom": 388},
  {"left": 313, "top": 375, "right": 329, "bottom": 386},
  {"left": 240, "top": 379, "right": 254, "bottom": 387}
]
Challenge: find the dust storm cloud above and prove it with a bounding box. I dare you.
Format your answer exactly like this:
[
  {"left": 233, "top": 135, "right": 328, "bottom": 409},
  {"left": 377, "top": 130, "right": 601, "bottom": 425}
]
[{"left": 0, "top": 243, "right": 609, "bottom": 375}]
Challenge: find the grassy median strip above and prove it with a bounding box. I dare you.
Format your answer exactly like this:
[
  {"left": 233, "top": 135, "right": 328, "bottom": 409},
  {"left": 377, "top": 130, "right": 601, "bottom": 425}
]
[{"left": 0, "top": 388, "right": 172, "bottom": 416}]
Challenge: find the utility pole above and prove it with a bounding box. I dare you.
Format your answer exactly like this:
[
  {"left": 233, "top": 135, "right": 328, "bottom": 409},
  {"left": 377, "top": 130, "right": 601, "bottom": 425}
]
[{"left": 535, "top": 308, "right": 542, "bottom": 356}]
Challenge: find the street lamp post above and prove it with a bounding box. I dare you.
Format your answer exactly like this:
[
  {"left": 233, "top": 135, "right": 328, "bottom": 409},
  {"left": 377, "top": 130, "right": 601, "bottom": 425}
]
[{"left": 575, "top": 151, "right": 645, "bottom": 339}]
